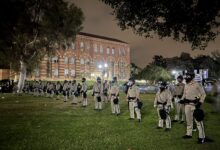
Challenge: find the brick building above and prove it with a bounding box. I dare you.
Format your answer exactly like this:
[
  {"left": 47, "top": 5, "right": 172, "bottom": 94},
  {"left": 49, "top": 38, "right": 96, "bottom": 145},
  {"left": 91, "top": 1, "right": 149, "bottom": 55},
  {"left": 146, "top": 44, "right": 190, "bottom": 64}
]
[{"left": 31, "top": 32, "right": 130, "bottom": 81}]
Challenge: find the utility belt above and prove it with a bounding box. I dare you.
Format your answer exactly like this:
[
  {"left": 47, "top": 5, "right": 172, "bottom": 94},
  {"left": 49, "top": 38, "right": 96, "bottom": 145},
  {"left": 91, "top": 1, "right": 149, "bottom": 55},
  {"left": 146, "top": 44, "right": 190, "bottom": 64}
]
[
  {"left": 111, "top": 94, "right": 116, "bottom": 96},
  {"left": 94, "top": 92, "right": 100, "bottom": 94},
  {"left": 184, "top": 99, "right": 198, "bottom": 104},
  {"left": 157, "top": 101, "right": 167, "bottom": 105},
  {"left": 179, "top": 98, "right": 199, "bottom": 105},
  {"left": 128, "top": 97, "right": 136, "bottom": 101}
]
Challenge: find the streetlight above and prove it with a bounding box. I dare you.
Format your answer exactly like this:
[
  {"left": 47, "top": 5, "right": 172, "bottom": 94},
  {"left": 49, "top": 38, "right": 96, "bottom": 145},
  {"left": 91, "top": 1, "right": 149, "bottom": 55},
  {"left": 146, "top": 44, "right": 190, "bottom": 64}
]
[
  {"left": 104, "top": 63, "right": 108, "bottom": 68},
  {"left": 172, "top": 70, "right": 177, "bottom": 75},
  {"left": 98, "top": 64, "right": 103, "bottom": 69}
]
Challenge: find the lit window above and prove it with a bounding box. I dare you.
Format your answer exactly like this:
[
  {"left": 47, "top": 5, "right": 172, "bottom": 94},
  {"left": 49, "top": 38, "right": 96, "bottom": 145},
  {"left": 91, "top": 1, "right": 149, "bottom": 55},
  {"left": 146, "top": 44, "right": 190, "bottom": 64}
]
[
  {"left": 94, "top": 44, "right": 98, "bottom": 52},
  {"left": 35, "top": 68, "right": 40, "bottom": 77},
  {"left": 112, "top": 48, "right": 115, "bottom": 55},
  {"left": 80, "top": 58, "right": 85, "bottom": 64},
  {"left": 64, "top": 69, "right": 69, "bottom": 76},
  {"left": 70, "top": 57, "right": 75, "bottom": 64},
  {"left": 64, "top": 57, "right": 68, "bottom": 64},
  {"left": 107, "top": 48, "right": 110, "bottom": 54},
  {"left": 80, "top": 42, "right": 84, "bottom": 48},
  {"left": 52, "top": 56, "right": 58, "bottom": 63},
  {"left": 53, "top": 69, "right": 58, "bottom": 76},
  {"left": 100, "top": 45, "right": 103, "bottom": 53},
  {"left": 70, "top": 70, "right": 75, "bottom": 76}
]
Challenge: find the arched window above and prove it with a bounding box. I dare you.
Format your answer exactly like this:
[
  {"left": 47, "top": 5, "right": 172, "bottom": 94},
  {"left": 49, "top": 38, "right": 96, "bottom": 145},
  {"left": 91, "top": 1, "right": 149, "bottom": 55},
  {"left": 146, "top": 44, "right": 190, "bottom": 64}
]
[
  {"left": 80, "top": 58, "right": 85, "bottom": 64},
  {"left": 70, "top": 57, "right": 75, "bottom": 64},
  {"left": 64, "top": 57, "right": 68, "bottom": 64}
]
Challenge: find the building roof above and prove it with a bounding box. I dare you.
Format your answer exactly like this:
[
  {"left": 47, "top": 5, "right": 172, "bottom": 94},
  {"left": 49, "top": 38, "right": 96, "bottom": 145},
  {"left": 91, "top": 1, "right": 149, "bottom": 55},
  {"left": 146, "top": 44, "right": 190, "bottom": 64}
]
[{"left": 78, "top": 32, "right": 128, "bottom": 44}]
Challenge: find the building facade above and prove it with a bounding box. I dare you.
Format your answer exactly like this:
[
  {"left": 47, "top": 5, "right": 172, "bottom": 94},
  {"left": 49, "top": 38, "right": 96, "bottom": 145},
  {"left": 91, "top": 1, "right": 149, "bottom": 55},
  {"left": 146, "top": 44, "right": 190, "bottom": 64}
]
[{"left": 31, "top": 32, "right": 130, "bottom": 81}]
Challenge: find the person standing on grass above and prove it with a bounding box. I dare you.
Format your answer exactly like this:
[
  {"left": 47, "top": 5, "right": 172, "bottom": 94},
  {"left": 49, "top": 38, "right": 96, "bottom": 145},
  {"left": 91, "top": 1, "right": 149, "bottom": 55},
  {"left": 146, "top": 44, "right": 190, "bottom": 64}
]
[
  {"left": 173, "top": 75, "right": 185, "bottom": 123},
  {"left": 71, "top": 80, "right": 78, "bottom": 104},
  {"left": 93, "top": 77, "right": 103, "bottom": 111},
  {"left": 127, "top": 77, "right": 141, "bottom": 122},
  {"left": 63, "top": 80, "right": 69, "bottom": 102},
  {"left": 110, "top": 77, "right": 120, "bottom": 115},
  {"left": 154, "top": 81, "right": 172, "bottom": 131},
  {"left": 81, "top": 78, "right": 88, "bottom": 107},
  {"left": 103, "top": 80, "right": 109, "bottom": 103},
  {"left": 180, "top": 72, "right": 213, "bottom": 144},
  {"left": 55, "top": 81, "right": 62, "bottom": 100}
]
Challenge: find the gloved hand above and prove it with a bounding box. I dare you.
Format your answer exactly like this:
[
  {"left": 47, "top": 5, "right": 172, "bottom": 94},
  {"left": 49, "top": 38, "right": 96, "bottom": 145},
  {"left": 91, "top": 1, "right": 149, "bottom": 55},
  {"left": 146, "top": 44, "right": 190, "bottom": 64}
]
[
  {"left": 196, "top": 102, "right": 202, "bottom": 109},
  {"left": 154, "top": 105, "right": 157, "bottom": 108}
]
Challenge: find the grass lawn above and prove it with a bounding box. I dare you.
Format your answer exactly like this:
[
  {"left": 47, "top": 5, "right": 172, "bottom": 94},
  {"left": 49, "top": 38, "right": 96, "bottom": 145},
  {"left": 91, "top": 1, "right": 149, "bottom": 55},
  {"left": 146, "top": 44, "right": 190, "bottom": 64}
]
[{"left": 0, "top": 93, "right": 219, "bottom": 150}]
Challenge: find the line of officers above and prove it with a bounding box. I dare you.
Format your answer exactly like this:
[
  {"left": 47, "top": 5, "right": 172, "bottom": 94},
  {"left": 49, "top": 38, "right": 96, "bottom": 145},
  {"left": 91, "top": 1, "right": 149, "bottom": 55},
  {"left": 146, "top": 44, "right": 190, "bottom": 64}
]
[
  {"left": 23, "top": 77, "right": 142, "bottom": 121},
  {"left": 22, "top": 72, "right": 212, "bottom": 144}
]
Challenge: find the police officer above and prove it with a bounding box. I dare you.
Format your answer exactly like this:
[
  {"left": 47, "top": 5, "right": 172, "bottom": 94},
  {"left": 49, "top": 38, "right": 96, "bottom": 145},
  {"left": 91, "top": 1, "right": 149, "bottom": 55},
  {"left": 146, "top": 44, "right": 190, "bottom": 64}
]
[
  {"left": 70, "top": 80, "right": 78, "bottom": 104},
  {"left": 62, "top": 80, "right": 69, "bottom": 102},
  {"left": 103, "top": 80, "right": 109, "bottom": 103},
  {"left": 81, "top": 78, "right": 88, "bottom": 107},
  {"left": 154, "top": 82, "right": 172, "bottom": 131},
  {"left": 127, "top": 77, "right": 141, "bottom": 122},
  {"left": 55, "top": 81, "right": 62, "bottom": 100},
  {"left": 93, "top": 77, "right": 103, "bottom": 111},
  {"left": 180, "top": 72, "right": 207, "bottom": 143},
  {"left": 110, "top": 77, "right": 120, "bottom": 115},
  {"left": 173, "top": 75, "right": 185, "bottom": 123}
]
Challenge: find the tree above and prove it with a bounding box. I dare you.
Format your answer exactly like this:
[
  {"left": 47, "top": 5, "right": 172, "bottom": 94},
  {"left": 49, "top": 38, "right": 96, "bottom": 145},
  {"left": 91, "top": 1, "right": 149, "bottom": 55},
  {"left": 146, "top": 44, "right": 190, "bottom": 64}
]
[
  {"left": 130, "top": 63, "right": 142, "bottom": 78},
  {"left": 211, "top": 51, "right": 220, "bottom": 77},
  {"left": 139, "top": 64, "right": 171, "bottom": 83},
  {"left": 101, "top": 0, "right": 220, "bottom": 49},
  {"left": 0, "top": 0, "right": 84, "bottom": 92},
  {"left": 151, "top": 55, "right": 167, "bottom": 68}
]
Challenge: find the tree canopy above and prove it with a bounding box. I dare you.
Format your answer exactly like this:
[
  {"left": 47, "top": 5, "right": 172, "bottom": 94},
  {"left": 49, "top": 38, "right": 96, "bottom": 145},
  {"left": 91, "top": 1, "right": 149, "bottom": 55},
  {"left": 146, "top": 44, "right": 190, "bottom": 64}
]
[
  {"left": 0, "top": 0, "right": 84, "bottom": 91},
  {"left": 101, "top": 0, "right": 220, "bottom": 49}
]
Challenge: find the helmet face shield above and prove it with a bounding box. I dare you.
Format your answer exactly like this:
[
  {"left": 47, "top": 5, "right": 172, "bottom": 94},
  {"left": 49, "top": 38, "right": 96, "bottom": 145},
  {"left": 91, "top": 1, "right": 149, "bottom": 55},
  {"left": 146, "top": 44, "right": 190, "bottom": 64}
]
[
  {"left": 184, "top": 73, "right": 194, "bottom": 83},
  {"left": 97, "top": 77, "right": 101, "bottom": 83},
  {"left": 159, "top": 82, "right": 167, "bottom": 91},
  {"left": 82, "top": 78, "right": 86, "bottom": 82}
]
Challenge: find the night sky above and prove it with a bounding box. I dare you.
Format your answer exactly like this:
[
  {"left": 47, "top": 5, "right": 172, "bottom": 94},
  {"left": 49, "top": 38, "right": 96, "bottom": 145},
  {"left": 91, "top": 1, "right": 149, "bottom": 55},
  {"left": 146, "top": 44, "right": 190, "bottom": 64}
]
[{"left": 71, "top": 0, "right": 220, "bottom": 68}]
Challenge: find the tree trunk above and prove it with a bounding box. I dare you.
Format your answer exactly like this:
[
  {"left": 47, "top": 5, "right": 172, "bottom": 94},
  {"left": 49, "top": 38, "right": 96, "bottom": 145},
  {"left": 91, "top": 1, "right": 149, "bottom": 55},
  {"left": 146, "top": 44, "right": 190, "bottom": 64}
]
[{"left": 17, "top": 61, "right": 27, "bottom": 93}]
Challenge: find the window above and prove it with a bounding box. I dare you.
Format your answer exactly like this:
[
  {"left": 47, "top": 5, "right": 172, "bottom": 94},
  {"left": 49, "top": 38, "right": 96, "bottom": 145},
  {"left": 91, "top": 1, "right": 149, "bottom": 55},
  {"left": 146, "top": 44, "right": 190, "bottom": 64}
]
[
  {"left": 70, "top": 57, "right": 75, "bottom": 64},
  {"left": 107, "top": 48, "right": 110, "bottom": 54},
  {"left": 122, "top": 48, "right": 125, "bottom": 55},
  {"left": 80, "top": 58, "right": 85, "bottom": 64},
  {"left": 85, "top": 59, "right": 90, "bottom": 64},
  {"left": 86, "top": 42, "right": 90, "bottom": 50},
  {"left": 64, "top": 69, "right": 69, "bottom": 76},
  {"left": 64, "top": 57, "right": 68, "bottom": 64},
  {"left": 80, "top": 41, "right": 84, "bottom": 48},
  {"left": 52, "top": 56, "right": 58, "bottom": 63},
  {"left": 119, "top": 48, "right": 121, "bottom": 55},
  {"left": 94, "top": 44, "right": 98, "bottom": 52},
  {"left": 70, "top": 70, "right": 75, "bottom": 77},
  {"left": 35, "top": 68, "right": 40, "bottom": 77},
  {"left": 100, "top": 45, "right": 103, "bottom": 53},
  {"left": 53, "top": 69, "right": 58, "bottom": 76},
  {"left": 112, "top": 48, "right": 115, "bottom": 55}
]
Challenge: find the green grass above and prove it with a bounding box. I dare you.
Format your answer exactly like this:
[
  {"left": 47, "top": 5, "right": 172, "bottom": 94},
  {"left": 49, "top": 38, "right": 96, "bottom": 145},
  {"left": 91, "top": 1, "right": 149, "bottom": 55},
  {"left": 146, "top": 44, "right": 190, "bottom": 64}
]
[{"left": 0, "top": 93, "right": 219, "bottom": 150}]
